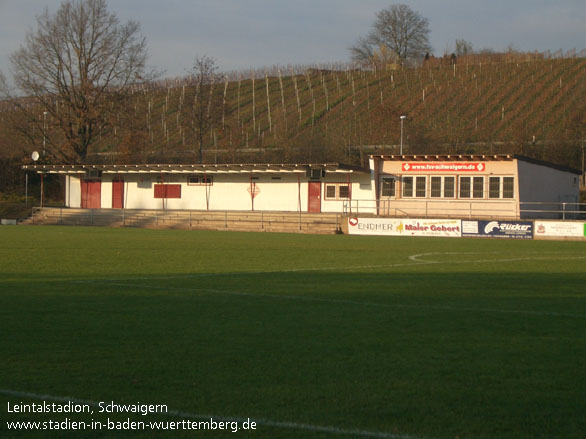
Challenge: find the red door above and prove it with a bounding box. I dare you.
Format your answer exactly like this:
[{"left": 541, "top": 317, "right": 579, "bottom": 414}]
[
  {"left": 112, "top": 179, "right": 124, "bottom": 209},
  {"left": 308, "top": 182, "right": 321, "bottom": 213},
  {"left": 81, "top": 180, "right": 101, "bottom": 209}
]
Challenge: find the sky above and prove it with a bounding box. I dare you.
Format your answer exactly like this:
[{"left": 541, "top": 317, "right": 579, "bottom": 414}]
[{"left": 1, "top": 0, "right": 585, "bottom": 79}]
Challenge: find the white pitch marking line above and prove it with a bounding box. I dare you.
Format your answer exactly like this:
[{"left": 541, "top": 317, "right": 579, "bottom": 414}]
[
  {"left": 69, "top": 252, "right": 586, "bottom": 284},
  {"left": 66, "top": 252, "right": 586, "bottom": 319},
  {"left": 69, "top": 261, "right": 435, "bottom": 283},
  {"left": 408, "top": 251, "right": 585, "bottom": 264},
  {"left": 408, "top": 252, "right": 491, "bottom": 263},
  {"left": 0, "top": 389, "right": 420, "bottom": 439}
]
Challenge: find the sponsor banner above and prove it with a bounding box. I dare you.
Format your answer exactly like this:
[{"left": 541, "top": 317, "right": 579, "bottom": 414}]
[
  {"left": 348, "top": 217, "right": 461, "bottom": 237},
  {"left": 461, "top": 220, "right": 533, "bottom": 239},
  {"left": 535, "top": 221, "right": 586, "bottom": 237},
  {"left": 401, "top": 162, "right": 485, "bottom": 172}
]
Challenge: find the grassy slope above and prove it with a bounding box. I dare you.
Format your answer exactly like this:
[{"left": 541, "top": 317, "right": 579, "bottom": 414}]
[{"left": 1, "top": 226, "right": 585, "bottom": 438}]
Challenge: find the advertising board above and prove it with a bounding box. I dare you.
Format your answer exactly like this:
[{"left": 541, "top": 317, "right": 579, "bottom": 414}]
[
  {"left": 461, "top": 220, "right": 533, "bottom": 239},
  {"left": 534, "top": 221, "right": 586, "bottom": 238},
  {"left": 348, "top": 217, "right": 461, "bottom": 237}
]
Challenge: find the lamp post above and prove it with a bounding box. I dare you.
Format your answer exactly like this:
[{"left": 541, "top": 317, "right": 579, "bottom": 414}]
[
  {"left": 43, "top": 111, "right": 48, "bottom": 156},
  {"left": 582, "top": 139, "right": 586, "bottom": 188},
  {"left": 400, "top": 115, "right": 407, "bottom": 155}
]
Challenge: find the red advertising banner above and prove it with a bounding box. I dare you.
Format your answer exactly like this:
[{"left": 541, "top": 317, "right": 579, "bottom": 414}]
[{"left": 402, "top": 162, "right": 485, "bottom": 172}]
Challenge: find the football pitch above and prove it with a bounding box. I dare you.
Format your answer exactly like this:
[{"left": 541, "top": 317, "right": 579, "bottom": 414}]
[{"left": 1, "top": 226, "right": 585, "bottom": 439}]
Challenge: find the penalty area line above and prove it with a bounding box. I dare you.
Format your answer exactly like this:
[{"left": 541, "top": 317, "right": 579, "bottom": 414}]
[{"left": 0, "top": 389, "right": 420, "bottom": 439}]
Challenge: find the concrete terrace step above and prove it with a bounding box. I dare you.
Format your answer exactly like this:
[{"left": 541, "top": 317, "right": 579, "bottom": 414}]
[{"left": 29, "top": 208, "right": 342, "bottom": 234}]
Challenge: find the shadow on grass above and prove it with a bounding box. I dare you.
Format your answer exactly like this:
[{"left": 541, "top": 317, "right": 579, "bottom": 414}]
[{"left": 1, "top": 271, "right": 585, "bottom": 439}]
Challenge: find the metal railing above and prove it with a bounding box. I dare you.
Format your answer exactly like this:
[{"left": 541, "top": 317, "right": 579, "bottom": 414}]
[{"left": 343, "top": 199, "right": 586, "bottom": 220}]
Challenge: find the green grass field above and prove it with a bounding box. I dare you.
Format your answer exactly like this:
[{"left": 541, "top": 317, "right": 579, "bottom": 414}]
[{"left": 1, "top": 226, "right": 585, "bottom": 439}]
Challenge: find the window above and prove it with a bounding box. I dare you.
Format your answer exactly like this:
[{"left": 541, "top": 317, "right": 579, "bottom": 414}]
[
  {"left": 188, "top": 175, "right": 213, "bottom": 186},
  {"left": 430, "top": 176, "right": 455, "bottom": 198},
  {"left": 489, "top": 176, "right": 515, "bottom": 199},
  {"left": 326, "top": 184, "right": 336, "bottom": 199},
  {"left": 459, "top": 177, "right": 471, "bottom": 198},
  {"left": 460, "top": 176, "right": 484, "bottom": 198},
  {"left": 444, "top": 177, "right": 455, "bottom": 198},
  {"left": 381, "top": 176, "right": 396, "bottom": 197},
  {"left": 402, "top": 177, "right": 413, "bottom": 197},
  {"left": 402, "top": 176, "right": 427, "bottom": 198},
  {"left": 489, "top": 176, "right": 501, "bottom": 199},
  {"left": 431, "top": 176, "right": 442, "bottom": 198},
  {"left": 154, "top": 184, "right": 181, "bottom": 199},
  {"left": 156, "top": 176, "right": 181, "bottom": 183},
  {"left": 415, "top": 176, "right": 427, "bottom": 197},
  {"left": 473, "top": 177, "right": 484, "bottom": 198},
  {"left": 503, "top": 177, "right": 514, "bottom": 198},
  {"left": 324, "top": 183, "right": 351, "bottom": 200},
  {"left": 402, "top": 176, "right": 426, "bottom": 198}
]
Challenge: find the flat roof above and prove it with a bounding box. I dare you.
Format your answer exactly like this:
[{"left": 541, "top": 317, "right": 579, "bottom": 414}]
[
  {"left": 370, "top": 154, "right": 515, "bottom": 161},
  {"left": 22, "top": 162, "right": 369, "bottom": 175}
]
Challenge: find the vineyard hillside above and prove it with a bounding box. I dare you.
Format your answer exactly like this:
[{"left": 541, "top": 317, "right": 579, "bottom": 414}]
[{"left": 1, "top": 55, "right": 585, "bottom": 170}]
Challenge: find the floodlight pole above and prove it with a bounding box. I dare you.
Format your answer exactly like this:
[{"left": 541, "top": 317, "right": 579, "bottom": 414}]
[
  {"left": 582, "top": 139, "right": 586, "bottom": 188},
  {"left": 400, "top": 115, "right": 407, "bottom": 155}
]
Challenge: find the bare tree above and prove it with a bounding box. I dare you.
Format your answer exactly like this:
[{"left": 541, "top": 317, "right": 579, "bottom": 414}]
[
  {"left": 1, "top": 0, "right": 149, "bottom": 163},
  {"left": 350, "top": 4, "right": 431, "bottom": 67},
  {"left": 184, "top": 56, "right": 222, "bottom": 163},
  {"left": 455, "top": 39, "right": 474, "bottom": 56}
]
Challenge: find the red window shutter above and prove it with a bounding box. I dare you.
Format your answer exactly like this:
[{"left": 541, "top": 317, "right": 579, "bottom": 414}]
[
  {"left": 154, "top": 184, "right": 165, "bottom": 198},
  {"left": 154, "top": 184, "right": 181, "bottom": 199},
  {"left": 165, "top": 184, "right": 181, "bottom": 198}
]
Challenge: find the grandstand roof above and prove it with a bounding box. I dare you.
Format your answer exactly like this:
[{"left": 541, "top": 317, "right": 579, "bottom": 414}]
[{"left": 22, "top": 162, "right": 369, "bottom": 175}]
